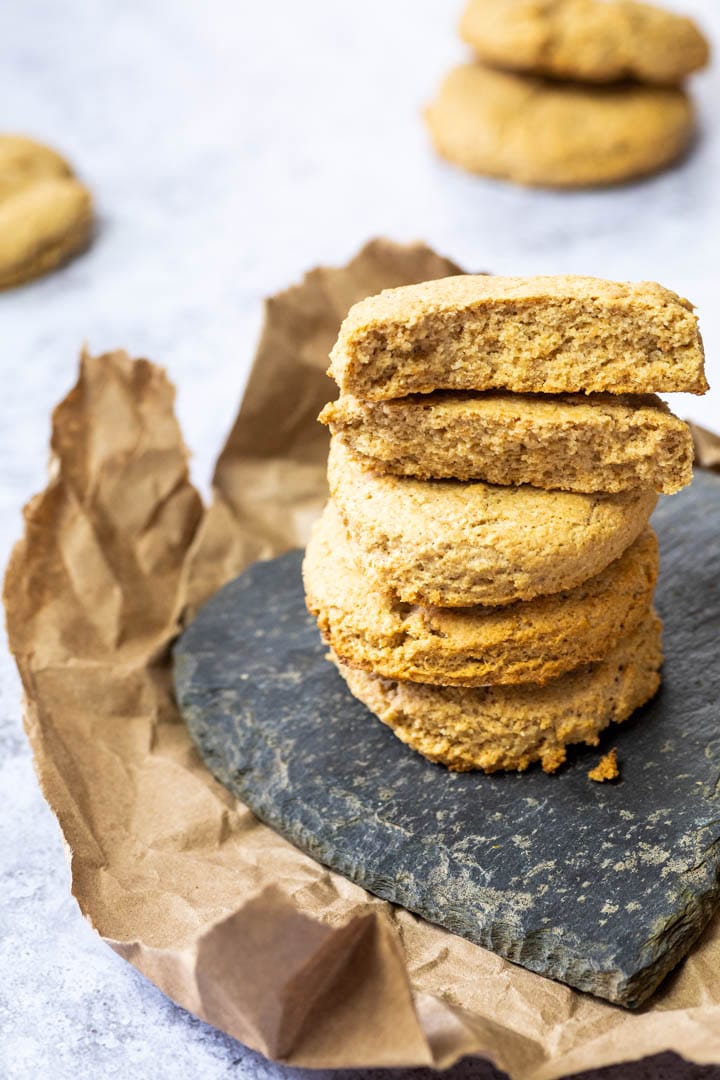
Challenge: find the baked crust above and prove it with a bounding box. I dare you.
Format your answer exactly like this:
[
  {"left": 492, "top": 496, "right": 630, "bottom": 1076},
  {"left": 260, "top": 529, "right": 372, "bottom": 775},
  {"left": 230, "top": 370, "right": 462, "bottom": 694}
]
[
  {"left": 304, "top": 500, "right": 659, "bottom": 686},
  {"left": 334, "top": 611, "right": 663, "bottom": 773}
]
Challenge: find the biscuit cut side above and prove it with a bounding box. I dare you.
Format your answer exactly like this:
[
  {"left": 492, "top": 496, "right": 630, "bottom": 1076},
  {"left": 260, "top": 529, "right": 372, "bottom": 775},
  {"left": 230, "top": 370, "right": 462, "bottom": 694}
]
[
  {"left": 330, "top": 274, "right": 706, "bottom": 399},
  {"left": 320, "top": 391, "right": 694, "bottom": 494},
  {"left": 425, "top": 65, "right": 695, "bottom": 190},
  {"left": 304, "top": 501, "right": 659, "bottom": 686},
  {"left": 328, "top": 438, "right": 658, "bottom": 608},
  {"left": 460, "top": 0, "right": 710, "bottom": 85},
  {"left": 335, "top": 611, "right": 663, "bottom": 773}
]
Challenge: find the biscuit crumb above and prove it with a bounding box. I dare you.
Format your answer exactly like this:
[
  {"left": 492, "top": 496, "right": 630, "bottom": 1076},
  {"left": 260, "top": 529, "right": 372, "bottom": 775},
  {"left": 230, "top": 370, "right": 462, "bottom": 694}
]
[{"left": 589, "top": 749, "right": 620, "bottom": 783}]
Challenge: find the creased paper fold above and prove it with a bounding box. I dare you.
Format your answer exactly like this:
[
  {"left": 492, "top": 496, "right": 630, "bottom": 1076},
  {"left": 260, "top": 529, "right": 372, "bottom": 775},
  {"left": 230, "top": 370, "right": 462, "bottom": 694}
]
[{"left": 5, "top": 239, "right": 720, "bottom": 1080}]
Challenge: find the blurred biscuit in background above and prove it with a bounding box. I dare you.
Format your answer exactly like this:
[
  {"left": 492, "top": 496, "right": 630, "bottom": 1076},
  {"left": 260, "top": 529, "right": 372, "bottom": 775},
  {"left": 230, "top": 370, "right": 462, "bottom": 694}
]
[
  {"left": 426, "top": 64, "right": 695, "bottom": 187},
  {"left": 460, "top": 0, "right": 709, "bottom": 85},
  {"left": 429, "top": 0, "right": 709, "bottom": 187},
  {"left": 0, "top": 135, "right": 93, "bottom": 288}
]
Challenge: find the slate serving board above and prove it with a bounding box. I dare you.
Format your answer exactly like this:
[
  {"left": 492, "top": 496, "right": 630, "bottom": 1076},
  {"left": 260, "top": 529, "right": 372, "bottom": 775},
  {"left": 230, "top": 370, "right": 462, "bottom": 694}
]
[{"left": 173, "top": 470, "right": 720, "bottom": 1008}]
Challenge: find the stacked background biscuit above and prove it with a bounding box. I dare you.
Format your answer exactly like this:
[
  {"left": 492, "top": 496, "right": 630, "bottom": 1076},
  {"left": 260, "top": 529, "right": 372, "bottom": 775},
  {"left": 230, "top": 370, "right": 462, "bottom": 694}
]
[
  {"left": 426, "top": 0, "right": 710, "bottom": 188},
  {"left": 303, "top": 274, "right": 707, "bottom": 774}
]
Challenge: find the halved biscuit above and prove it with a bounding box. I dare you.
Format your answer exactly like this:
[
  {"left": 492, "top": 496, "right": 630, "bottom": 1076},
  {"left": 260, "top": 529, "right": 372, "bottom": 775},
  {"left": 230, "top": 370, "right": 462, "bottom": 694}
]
[
  {"left": 320, "top": 392, "right": 693, "bottom": 494},
  {"left": 329, "top": 272, "right": 706, "bottom": 399}
]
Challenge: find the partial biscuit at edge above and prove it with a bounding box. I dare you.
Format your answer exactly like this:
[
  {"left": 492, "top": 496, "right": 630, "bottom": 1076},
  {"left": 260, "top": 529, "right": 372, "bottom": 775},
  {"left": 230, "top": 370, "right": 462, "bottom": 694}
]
[
  {"left": 320, "top": 391, "right": 694, "bottom": 495},
  {"left": 459, "top": 0, "right": 710, "bottom": 85}
]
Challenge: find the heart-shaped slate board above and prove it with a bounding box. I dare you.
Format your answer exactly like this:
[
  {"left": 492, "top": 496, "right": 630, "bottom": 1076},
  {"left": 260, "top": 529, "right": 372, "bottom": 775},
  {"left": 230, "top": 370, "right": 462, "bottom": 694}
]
[{"left": 173, "top": 470, "right": 720, "bottom": 1008}]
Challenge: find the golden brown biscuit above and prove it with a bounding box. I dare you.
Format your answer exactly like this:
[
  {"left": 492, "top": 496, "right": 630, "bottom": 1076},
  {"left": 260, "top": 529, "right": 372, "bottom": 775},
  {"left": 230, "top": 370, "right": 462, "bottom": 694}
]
[
  {"left": 425, "top": 65, "right": 695, "bottom": 188},
  {"left": 0, "top": 135, "right": 93, "bottom": 288},
  {"left": 0, "top": 135, "right": 72, "bottom": 199},
  {"left": 320, "top": 392, "right": 694, "bottom": 494},
  {"left": 304, "top": 501, "right": 659, "bottom": 686},
  {"left": 334, "top": 610, "right": 663, "bottom": 773},
  {"left": 328, "top": 438, "right": 658, "bottom": 608},
  {"left": 460, "top": 0, "right": 710, "bottom": 85},
  {"left": 329, "top": 274, "right": 707, "bottom": 399}
]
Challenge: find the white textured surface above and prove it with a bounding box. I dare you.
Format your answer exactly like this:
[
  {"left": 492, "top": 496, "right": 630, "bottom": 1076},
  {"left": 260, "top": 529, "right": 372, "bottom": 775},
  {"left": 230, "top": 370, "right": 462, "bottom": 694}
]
[{"left": 1, "top": 1, "right": 718, "bottom": 1076}]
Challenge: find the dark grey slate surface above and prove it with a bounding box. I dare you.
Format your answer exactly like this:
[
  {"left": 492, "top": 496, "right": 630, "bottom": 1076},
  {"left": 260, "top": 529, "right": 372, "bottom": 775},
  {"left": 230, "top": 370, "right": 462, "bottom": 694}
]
[{"left": 173, "top": 470, "right": 720, "bottom": 1009}]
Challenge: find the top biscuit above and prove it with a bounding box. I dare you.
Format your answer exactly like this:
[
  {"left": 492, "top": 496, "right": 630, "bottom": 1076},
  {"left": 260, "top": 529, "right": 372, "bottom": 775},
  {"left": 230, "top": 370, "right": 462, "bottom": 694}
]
[
  {"left": 328, "top": 275, "right": 707, "bottom": 399},
  {"left": 460, "top": 0, "right": 709, "bottom": 85}
]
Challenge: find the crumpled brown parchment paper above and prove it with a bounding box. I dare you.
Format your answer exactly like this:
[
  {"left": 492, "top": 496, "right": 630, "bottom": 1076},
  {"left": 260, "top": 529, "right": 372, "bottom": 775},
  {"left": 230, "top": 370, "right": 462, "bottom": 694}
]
[{"left": 5, "top": 239, "right": 720, "bottom": 1080}]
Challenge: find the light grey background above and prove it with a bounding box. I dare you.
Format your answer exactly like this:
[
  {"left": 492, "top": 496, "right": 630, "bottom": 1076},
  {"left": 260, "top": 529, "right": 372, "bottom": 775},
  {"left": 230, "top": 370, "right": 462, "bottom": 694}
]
[{"left": 1, "top": 2, "right": 719, "bottom": 1077}]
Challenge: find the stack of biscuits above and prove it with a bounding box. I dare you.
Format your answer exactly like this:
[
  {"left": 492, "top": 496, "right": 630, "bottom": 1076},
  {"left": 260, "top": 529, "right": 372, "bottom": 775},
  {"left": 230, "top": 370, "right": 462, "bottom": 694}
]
[
  {"left": 426, "top": 0, "right": 710, "bottom": 188},
  {"left": 303, "top": 275, "right": 707, "bottom": 774}
]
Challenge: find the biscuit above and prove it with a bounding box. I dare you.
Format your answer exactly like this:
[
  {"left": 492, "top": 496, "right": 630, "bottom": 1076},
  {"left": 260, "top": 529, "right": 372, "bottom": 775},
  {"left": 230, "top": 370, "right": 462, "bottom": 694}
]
[
  {"left": 424, "top": 65, "right": 695, "bottom": 189},
  {"left": 319, "top": 392, "right": 694, "bottom": 494},
  {"left": 328, "top": 438, "right": 658, "bottom": 608},
  {"left": 334, "top": 610, "right": 663, "bottom": 773},
  {"left": 329, "top": 274, "right": 706, "bottom": 399},
  {"left": 460, "top": 0, "right": 710, "bottom": 85},
  {"left": 0, "top": 135, "right": 93, "bottom": 289},
  {"left": 0, "top": 135, "right": 72, "bottom": 200},
  {"left": 304, "top": 501, "right": 659, "bottom": 686}
]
